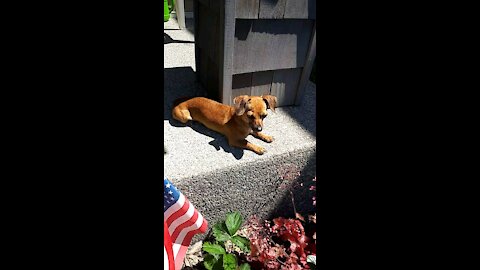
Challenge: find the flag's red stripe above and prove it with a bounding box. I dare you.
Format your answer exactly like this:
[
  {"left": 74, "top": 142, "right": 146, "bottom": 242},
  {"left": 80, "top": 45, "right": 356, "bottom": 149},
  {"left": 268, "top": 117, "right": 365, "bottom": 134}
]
[
  {"left": 180, "top": 219, "right": 208, "bottom": 247},
  {"left": 171, "top": 209, "right": 199, "bottom": 242},
  {"left": 174, "top": 220, "right": 209, "bottom": 270},
  {"left": 166, "top": 198, "right": 190, "bottom": 227},
  {"left": 175, "top": 244, "right": 189, "bottom": 270},
  {"left": 164, "top": 222, "right": 175, "bottom": 270},
  {"left": 197, "top": 218, "right": 209, "bottom": 234}
]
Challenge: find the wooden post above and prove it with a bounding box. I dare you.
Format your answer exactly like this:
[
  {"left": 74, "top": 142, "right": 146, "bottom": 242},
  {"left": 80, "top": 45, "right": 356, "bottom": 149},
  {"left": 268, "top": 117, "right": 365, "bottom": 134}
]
[
  {"left": 220, "top": 0, "right": 236, "bottom": 105},
  {"left": 295, "top": 23, "right": 316, "bottom": 106},
  {"left": 194, "top": 0, "right": 200, "bottom": 80}
]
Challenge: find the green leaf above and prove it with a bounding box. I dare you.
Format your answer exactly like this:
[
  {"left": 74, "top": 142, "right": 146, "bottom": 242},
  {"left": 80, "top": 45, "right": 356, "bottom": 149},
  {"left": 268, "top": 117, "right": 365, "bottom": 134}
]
[
  {"left": 204, "top": 254, "right": 217, "bottom": 270},
  {"left": 202, "top": 242, "right": 226, "bottom": 255},
  {"left": 213, "top": 222, "right": 231, "bottom": 242},
  {"left": 212, "top": 259, "right": 223, "bottom": 270},
  {"left": 239, "top": 263, "right": 251, "bottom": 270},
  {"left": 225, "top": 212, "right": 243, "bottom": 236},
  {"left": 231, "top": 235, "right": 251, "bottom": 253},
  {"left": 212, "top": 253, "right": 221, "bottom": 261},
  {"left": 222, "top": 254, "right": 237, "bottom": 270}
]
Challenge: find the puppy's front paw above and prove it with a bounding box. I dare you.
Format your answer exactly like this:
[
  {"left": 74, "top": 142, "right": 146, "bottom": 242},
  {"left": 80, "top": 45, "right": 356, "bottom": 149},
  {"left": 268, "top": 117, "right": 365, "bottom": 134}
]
[
  {"left": 255, "top": 147, "right": 266, "bottom": 155},
  {"left": 263, "top": 135, "right": 274, "bottom": 143}
]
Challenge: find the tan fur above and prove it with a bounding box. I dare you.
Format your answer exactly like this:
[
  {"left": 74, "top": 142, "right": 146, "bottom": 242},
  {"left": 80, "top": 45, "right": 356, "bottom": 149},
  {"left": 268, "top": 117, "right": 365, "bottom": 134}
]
[{"left": 172, "top": 95, "right": 277, "bottom": 155}]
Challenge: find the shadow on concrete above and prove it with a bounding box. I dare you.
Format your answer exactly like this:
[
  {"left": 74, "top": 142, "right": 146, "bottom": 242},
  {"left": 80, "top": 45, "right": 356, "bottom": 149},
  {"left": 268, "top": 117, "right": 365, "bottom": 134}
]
[
  {"left": 164, "top": 33, "right": 195, "bottom": 44},
  {"left": 170, "top": 119, "right": 245, "bottom": 160},
  {"left": 267, "top": 151, "right": 317, "bottom": 220},
  {"left": 164, "top": 67, "right": 204, "bottom": 121},
  {"left": 164, "top": 67, "right": 245, "bottom": 159}
]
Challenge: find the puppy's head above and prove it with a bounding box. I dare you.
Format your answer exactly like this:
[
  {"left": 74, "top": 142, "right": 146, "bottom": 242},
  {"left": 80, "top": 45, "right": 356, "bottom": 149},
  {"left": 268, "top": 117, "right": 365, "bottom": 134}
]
[{"left": 233, "top": 94, "right": 277, "bottom": 132}]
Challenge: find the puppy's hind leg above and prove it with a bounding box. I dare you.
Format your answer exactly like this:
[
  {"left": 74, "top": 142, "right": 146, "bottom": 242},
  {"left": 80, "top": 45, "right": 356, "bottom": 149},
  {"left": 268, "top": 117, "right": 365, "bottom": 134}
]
[{"left": 172, "top": 106, "right": 193, "bottom": 124}]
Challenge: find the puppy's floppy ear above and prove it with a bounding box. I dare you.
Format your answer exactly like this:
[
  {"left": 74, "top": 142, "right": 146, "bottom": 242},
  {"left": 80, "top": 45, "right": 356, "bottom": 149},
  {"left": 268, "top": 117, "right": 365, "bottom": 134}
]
[
  {"left": 262, "top": 95, "right": 277, "bottom": 112},
  {"left": 233, "top": 95, "right": 249, "bottom": 116}
]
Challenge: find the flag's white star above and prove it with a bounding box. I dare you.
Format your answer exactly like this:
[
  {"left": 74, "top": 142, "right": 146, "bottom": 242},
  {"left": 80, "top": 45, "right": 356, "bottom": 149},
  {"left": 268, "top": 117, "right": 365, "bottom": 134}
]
[
  {"left": 166, "top": 183, "right": 171, "bottom": 188},
  {"left": 168, "top": 191, "right": 173, "bottom": 195}
]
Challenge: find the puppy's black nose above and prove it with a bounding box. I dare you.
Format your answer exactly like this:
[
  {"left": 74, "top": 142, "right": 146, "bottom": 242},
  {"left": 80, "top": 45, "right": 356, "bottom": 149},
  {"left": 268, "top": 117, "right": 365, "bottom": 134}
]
[{"left": 256, "top": 126, "right": 262, "bottom": 132}]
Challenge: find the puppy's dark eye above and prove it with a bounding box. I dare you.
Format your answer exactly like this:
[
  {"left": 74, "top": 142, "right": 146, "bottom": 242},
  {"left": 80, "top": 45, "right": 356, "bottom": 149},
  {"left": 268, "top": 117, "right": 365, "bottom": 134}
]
[{"left": 261, "top": 115, "right": 266, "bottom": 119}]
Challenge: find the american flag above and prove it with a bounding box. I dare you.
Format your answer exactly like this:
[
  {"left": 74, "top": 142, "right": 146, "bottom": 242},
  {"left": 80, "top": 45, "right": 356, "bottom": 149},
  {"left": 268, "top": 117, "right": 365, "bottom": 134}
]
[{"left": 164, "top": 178, "right": 208, "bottom": 270}]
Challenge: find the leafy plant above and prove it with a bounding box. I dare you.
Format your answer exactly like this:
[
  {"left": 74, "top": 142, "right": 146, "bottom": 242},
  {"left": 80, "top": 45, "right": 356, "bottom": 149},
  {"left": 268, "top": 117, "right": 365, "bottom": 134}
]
[
  {"left": 242, "top": 173, "right": 317, "bottom": 270},
  {"left": 203, "top": 212, "right": 251, "bottom": 270},
  {"left": 200, "top": 174, "right": 317, "bottom": 270},
  {"left": 243, "top": 215, "right": 316, "bottom": 270}
]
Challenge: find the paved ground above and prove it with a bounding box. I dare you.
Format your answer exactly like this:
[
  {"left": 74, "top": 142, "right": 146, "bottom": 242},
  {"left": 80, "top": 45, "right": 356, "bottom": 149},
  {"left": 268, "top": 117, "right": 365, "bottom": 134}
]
[{"left": 164, "top": 16, "right": 195, "bottom": 70}]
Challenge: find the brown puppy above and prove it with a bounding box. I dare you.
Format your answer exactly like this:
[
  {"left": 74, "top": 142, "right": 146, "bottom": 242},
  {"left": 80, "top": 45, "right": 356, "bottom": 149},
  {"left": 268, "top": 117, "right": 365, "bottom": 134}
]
[{"left": 172, "top": 95, "right": 277, "bottom": 155}]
